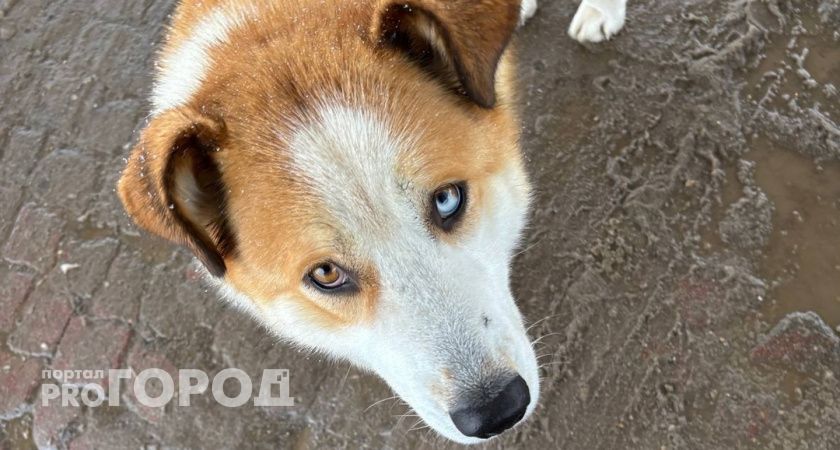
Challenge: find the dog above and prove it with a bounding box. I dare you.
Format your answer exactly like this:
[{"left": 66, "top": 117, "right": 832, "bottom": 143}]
[{"left": 117, "top": 0, "right": 626, "bottom": 443}]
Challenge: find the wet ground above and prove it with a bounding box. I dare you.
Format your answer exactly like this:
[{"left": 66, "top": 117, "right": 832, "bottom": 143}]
[{"left": 1, "top": 0, "right": 839, "bottom": 448}]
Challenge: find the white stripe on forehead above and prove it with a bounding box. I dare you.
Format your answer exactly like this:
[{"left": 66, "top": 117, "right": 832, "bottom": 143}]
[
  {"left": 152, "top": 4, "right": 258, "bottom": 114},
  {"left": 289, "top": 105, "right": 414, "bottom": 236}
]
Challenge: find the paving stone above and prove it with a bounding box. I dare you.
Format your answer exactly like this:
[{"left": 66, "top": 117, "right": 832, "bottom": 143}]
[
  {"left": 0, "top": 184, "right": 24, "bottom": 238},
  {"left": 141, "top": 394, "right": 249, "bottom": 449},
  {"left": 0, "top": 269, "right": 35, "bottom": 332},
  {"left": 68, "top": 413, "right": 157, "bottom": 450},
  {"left": 137, "top": 266, "right": 180, "bottom": 339},
  {"left": 751, "top": 311, "right": 840, "bottom": 374},
  {"left": 140, "top": 264, "right": 220, "bottom": 339},
  {"left": 81, "top": 154, "right": 134, "bottom": 230},
  {"left": 89, "top": 250, "right": 144, "bottom": 321},
  {"left": 58, "top": 238, "right": 120, "bottom": 299},
  {"left": 72, "top": 99, "right": 142, "bottom": 157},
  {"left": 52, "top": 316, "right": 133, "bottom": 390},
  {"left": 0, "top": 348, "right": 42, "bottom": 415},
  {"left": 0, "top": 126, "right": 45, "bottom": 186},
  {"left": 2, "top": 203, "right": 63, "bottom": 273},
  {"left": 27, "top": 149, "right": 98, "bottom": 213},
  {"left": 212, "top": 309, "right": 298, "bottom": 377},
  {"left": 8, "top": 272, "right": 74, "bottom": 355},
  {"left": 124, "top": 342, "right": 178, "bottom": 424},
  {"left": 2, "top": 0, "right": 840, "bottom": 448},
  {"left": 89, "top": 0, "right": 157, "bottom": 22},
  {"left": 32, "top": 399, "right": 82, "bottom": 450}
]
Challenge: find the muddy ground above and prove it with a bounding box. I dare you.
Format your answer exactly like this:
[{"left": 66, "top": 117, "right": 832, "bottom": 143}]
[{"left": 1, "top": 0, "right": 839, "bottom": 448}]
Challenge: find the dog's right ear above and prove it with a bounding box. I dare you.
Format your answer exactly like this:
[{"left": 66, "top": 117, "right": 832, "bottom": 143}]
[
  {"left": 117, "top": 108, "right": 236, "bottom": 277},
  {"left": 371, "top": 0, "right": 520, "bottom": 108}
]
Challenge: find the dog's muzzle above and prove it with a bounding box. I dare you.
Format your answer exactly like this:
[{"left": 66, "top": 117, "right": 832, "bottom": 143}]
[{"left": 448, "top": 374, "right": 531, "bottom": 439}]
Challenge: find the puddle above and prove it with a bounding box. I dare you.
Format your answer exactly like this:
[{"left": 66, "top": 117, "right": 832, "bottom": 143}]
[
  {"left": 744, "top": 34, "right": 792, "bottom": 112},
  {"left": 798, "top": 35, "right": 840, "bottom": 118},
  {"left": 0, "top": 414, "right": 36, "bottom": 450},
  {"left": 801, "top": 36, "right": 840, "bottom": 86},
  {"left": 748, "top": 137, "right": 840, "bottom": 328},
  {"left": 744, "top": 26, "right": 840, "bottom": 119},
  {"left": 700, "top": 165, "right": 741, "bottom": 252}
]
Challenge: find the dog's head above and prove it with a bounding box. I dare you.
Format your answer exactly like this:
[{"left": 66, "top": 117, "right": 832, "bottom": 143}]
[{"left": 118, "top": 0, "right": 537, "bottom": 443}]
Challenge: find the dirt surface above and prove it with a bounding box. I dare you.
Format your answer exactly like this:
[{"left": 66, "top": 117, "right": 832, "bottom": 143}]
[{"left": 1, "top": 0, "right": 839, "bottom": 448}]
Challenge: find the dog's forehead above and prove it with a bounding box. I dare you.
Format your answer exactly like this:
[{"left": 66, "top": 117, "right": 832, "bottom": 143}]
[
  {"left": 288, "top": 105, "right": 415, "bottom": 240},
  {"left": 218, "top": 92, "right": 519, "bottom": 264}
]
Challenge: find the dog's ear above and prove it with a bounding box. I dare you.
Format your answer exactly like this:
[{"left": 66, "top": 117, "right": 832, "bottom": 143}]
[
  {"left": 371, "top": 0, "right": 520, "bottom": 108},
  {"left": 117, "top": 108, "right": 236, "bottom": 277}
]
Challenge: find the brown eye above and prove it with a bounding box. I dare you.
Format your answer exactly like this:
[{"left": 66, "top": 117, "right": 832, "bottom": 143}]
[
  {"left": 308, "top": 262, "right": 349, "bottom": 291},
  {"left": 431, "top": 183, "right": 466, "bottom": 231}
]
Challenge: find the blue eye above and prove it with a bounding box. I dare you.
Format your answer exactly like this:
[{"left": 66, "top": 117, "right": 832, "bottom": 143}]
[
  {"left": 432, "top": 183, "right": 466, "bottom": 231},
  {"left": 435, "top": 185, "right": 462, "bottom": 219}
]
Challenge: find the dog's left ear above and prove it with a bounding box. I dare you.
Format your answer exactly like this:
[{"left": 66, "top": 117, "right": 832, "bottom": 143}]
[
  {"left": 117, "top": 108, "right": 235, "bottom": 277},
  {"left": 371, "top": 0, "right": 520, "bottom": 108}
]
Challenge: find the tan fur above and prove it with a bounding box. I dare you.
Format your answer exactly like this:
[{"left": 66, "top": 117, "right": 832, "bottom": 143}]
[{"left": 118, "top": 0, "right": 524, "bottom": 328}]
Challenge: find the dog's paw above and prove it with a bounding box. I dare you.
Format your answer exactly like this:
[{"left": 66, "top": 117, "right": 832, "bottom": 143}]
[
  {"left": 519, "top": 0, "right": 537, "bottom": 26},
  {"left": 568, "top": 1, "right": 626, "bottom": 43}
]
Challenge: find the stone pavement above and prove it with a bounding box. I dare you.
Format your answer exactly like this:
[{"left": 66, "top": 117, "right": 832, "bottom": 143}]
[{"left": 1, "top": 0, "right": 840, "bottom": 448}]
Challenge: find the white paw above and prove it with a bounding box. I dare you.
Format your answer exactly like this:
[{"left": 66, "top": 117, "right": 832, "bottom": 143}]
[
  {"left": 519, "top": 0, "right": 538, "bottom": 26},
  {"left": 568, "top": 1, "right": 626, "bottom": 43}
]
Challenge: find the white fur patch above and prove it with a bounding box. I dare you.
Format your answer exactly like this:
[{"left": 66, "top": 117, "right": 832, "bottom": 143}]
[
  {"left": 152, "top": 4, "right": 257, "bottom": 114},
  {"left": 568, "top": 0, "right": 627, "bottom": 43},
  {"left": 288, "top": 105, "right": 410, "bottom": 238},
  {"left": 280, "top": 105, "right": 539, "bottom": 443},
  {"left": 519, "top": 0, "right": 538, "bottom": 25}
]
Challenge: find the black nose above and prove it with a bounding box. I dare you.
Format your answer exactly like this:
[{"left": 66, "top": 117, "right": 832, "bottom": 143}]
[{"left": 449, "top": 375, "right": 530, "bottom": 439}]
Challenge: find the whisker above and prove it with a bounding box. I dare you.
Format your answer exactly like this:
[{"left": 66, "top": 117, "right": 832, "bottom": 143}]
[
  {"left": 364, "top": 394, "right": 401, "bottom": 412},
  {"left": 337, "top": 365, "right": 353, "bottom": 391},
  {"left": 393, "top": 412, "right": 418, "bottom": 432},
  {"left": 514, "top": 236, "right": 545, "bottom": 258},
  {"left": 408, "top": 418, "right": 429, "bottom": 432},
  {"left": 393, "top": 411, "right": 419, "bottom": 428},
  {"left": 538, "top": 361, "right": 565, "bottom": 369},
  {"left": 531, "top": 332, "right": 562, "bottom": 346},
  {"left": 525, "top": 314, "right": 561, "bottom": 333}
]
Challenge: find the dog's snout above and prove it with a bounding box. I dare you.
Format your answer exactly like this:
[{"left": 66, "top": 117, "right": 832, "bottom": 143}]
[{"left": 449, "top": 375, "right": 530, "bottom": 439}]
